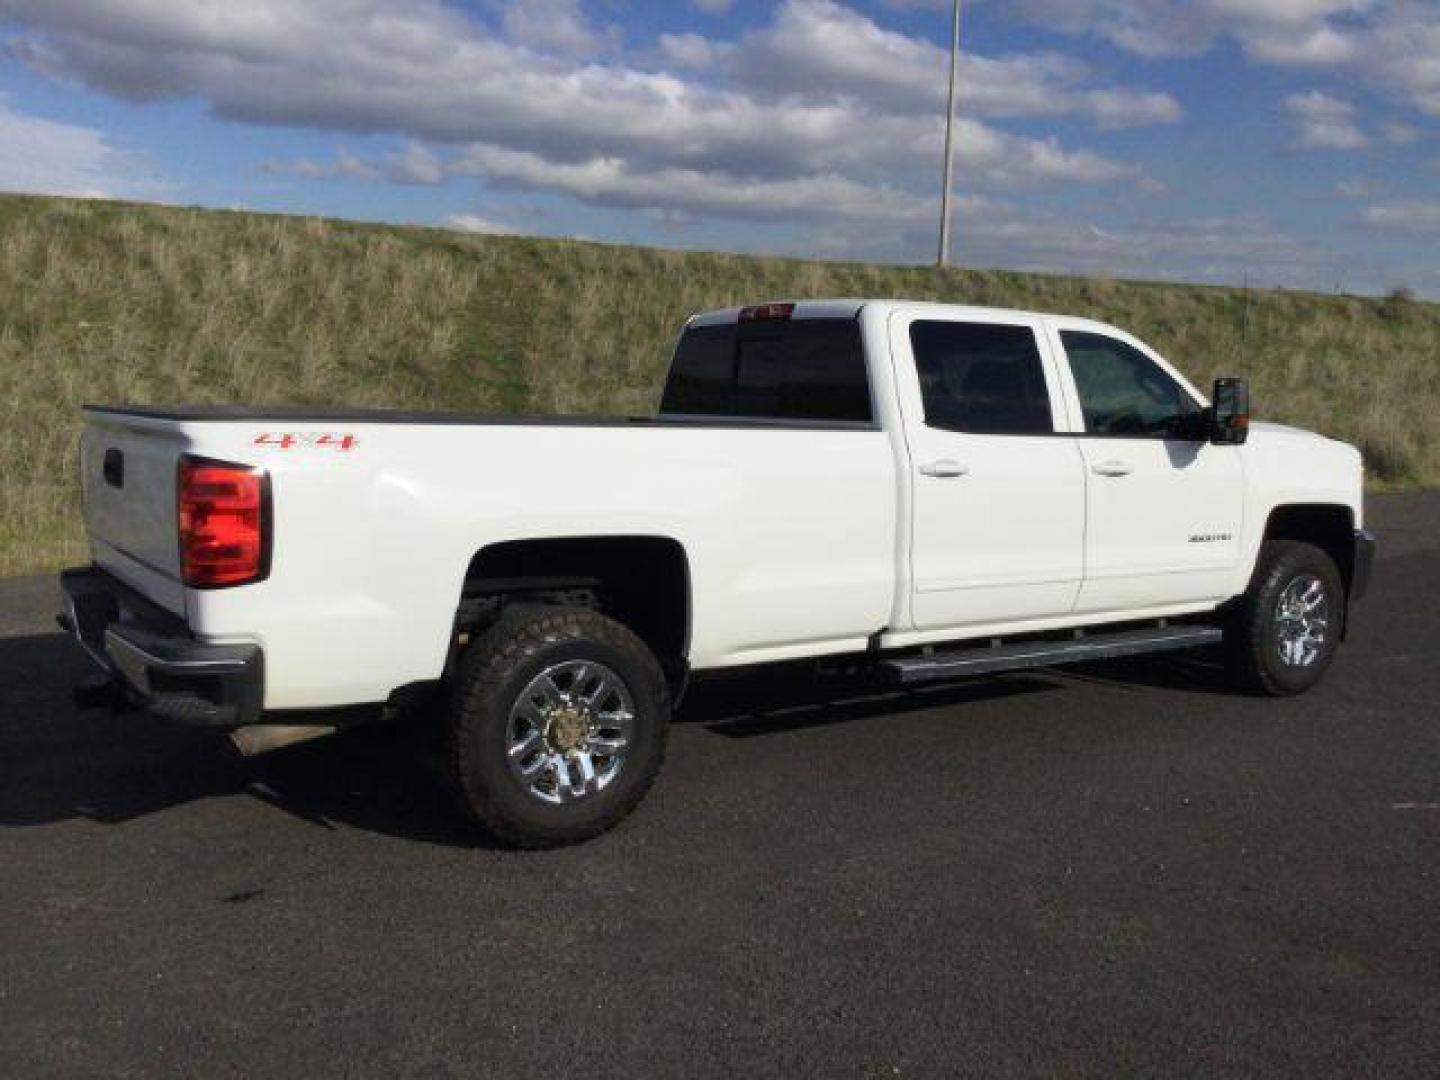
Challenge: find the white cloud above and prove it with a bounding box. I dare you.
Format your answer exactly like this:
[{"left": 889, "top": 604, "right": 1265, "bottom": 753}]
[
  {"left": 444, "top": 213, "right": 520, "bottom": 235},
  {"left": 1363, "top": 200, "right": 1440, "bottom": 233},
  {"left": 1244, "top": 24, "right": 1359, "bottom": 64},
  {"left": 644, "top": 207, "right": 695, "bottom": 230},
  {"left": 267, "top": 103, "right": 1134, "bottom": 230},
  {"left": 1078, "top": 89, "right": 1184, "bottom": 129},
  {"left": 962, "top": 0, "right": 1375, "bottom": 60},
  {"left": 1382, "top": 121, "right": 1420, "bottom": 144},
  {"left": 334, "top": 147, "right": 378, "bottom": 180},
  {"left": 974, "top": 211, "right": 1317, "bottom": 282},
  {"left": 1364, "top": 5, "right": 1440, "bottom": 117},
  {"left": 0, "top": 0, "right": 1428, "bottom": 293},
  {"left": 387, "top": 142, "right": 445, "bottom": 185},
  {"left": 0, "top": 0, "right": 1098, "bottom": 178},
  {"left": 450, "top": 143, "right": 932, "bottom": 224},
  {"left": 954, "top": 0, "right": 1217, "bottom": 59},
  {"left": 0, "top": 93, "right": 162, "bottom": 198},
  {"left": 736, "top": 1, "right": 1181, "bottom": 129},
  {"left": 263, "top": 146, "right": 377, "bottom": 181},
  {"left": 804, "top": 195, "right": 1329, "bottom": 290},
  {"left": 1285, "top": 90, "right": 1369, "bottom": 150},
  {"left": 1, "top": 0, "right": 1149, "bottom": 236},
  {"left": 1242, "top": 4, "right": 1440, "bottom": 119},
  {"left": 501, "top": 0, "right": 616, "bottom": 56},
  {"left": 658, "top": 32, "right": 718, "bottom": 70},
  {"left": 972, "top": 0, "right": 1440, "bottom": 118}
]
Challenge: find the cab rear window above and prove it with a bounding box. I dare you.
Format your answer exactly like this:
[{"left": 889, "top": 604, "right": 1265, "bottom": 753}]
[{"left": 660, "top": 319, "right": 872, "bottom": 424}]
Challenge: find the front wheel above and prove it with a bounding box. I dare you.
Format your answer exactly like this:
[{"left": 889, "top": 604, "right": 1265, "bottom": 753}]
[
  {"left": 1225, "top": 539, "right": 1344, "bottom": 696},
  {"left": 448, "top": 606, "right": 670, "bottom": 848}
]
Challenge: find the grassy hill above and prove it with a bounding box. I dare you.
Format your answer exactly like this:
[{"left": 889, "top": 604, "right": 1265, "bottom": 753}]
[{"left": 2, "top": 192, "right": 1436, "bottom": 576}]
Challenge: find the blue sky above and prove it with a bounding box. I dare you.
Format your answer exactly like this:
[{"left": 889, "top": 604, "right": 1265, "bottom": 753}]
[{"left": 0, "top": 0, "right": 1437, "bottom": 295}]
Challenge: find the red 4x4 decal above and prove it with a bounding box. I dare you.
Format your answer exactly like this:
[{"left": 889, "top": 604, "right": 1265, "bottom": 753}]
[{"left": 253, "top": 432, "right": 358, "bottom": 451}]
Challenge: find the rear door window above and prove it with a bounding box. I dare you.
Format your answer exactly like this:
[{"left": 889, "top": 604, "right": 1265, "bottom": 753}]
[
  {"left": 661, "top": 319, "right": 872, "bottom": 423},
  {"left": 909, "top": 321, "right": 1055, "bottom": 435}
]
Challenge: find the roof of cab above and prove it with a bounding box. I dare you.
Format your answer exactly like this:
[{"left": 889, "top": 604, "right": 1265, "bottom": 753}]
[{"left": 686, "top": 298, "right": 1065, "bottom": 327}]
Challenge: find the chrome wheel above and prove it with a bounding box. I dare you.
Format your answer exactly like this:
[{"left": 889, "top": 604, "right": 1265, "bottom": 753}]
[
  {"left": 1274, "top": 573, "right": 1329, "bottom": 668},
  {"left": 506, "top": 660, "right": 636, "bottom": 805}
]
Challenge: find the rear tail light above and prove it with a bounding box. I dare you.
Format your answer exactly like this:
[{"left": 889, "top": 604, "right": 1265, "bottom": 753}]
[{"left": 178, "top": 455, "right": 271, "bottom": 588}]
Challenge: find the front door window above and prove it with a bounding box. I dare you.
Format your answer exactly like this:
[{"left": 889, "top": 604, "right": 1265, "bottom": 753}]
[{"left": 1062, "top": 331, "right": 1200, "bottom": 438}]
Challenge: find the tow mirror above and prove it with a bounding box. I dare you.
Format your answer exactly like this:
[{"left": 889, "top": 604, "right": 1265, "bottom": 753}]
[{"left": 1211, "top": 377, "right": 1250, "bottom": 445}]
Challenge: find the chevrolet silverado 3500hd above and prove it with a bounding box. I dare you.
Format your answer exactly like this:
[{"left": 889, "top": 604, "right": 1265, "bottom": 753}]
[{"left": 61, "top": 300, "right": 1375, "bottom": 846}]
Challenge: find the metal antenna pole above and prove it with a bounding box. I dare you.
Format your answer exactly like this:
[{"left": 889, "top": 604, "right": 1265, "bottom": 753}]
[{"left": 937, "top": 0, "right": 961, "bottom": 267}]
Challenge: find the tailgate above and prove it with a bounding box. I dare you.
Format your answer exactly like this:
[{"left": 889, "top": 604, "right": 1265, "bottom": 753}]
[{"left": 81, "top": 412, "right": 187, "bottom": 612}]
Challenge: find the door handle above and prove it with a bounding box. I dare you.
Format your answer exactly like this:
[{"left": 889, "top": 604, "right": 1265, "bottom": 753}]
[
  {"left": 1091, "top": 460, "right": 1133, "bottom": 477},
  {"left": 919, "top": 459, "right": 970, "bottom": 479}
]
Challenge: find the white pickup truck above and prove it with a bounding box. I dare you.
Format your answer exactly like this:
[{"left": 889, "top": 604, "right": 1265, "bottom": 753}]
[{"left": 61, "top": 299, "right": 1375, "bottom": 846}]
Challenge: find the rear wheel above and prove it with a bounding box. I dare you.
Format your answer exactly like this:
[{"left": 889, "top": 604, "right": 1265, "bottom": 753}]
[
  {"left": 448, "top": 605, "right": 670, "bottom": 848},
  {"left": 1225, "top": 539, "right": 1344, "bottom": 696}
]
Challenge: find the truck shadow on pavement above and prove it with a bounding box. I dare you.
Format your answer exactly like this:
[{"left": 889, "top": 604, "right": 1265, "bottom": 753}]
[
  {"left": 0, "top": 631, "right": 482, "bottom": 845},
  {"left": 0, "top": 629, "right": 1235, "bottom": 844},
  {"left": 684, "top": 663, "right": 1065, "bottom": 736},
  {"left": 1060, "top": 647, "right": 1240, "bottom": 697}
]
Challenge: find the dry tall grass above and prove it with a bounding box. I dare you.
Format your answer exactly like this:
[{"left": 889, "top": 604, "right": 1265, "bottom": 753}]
[{"left": 1, "top": 193, "right": 1436, "bottom": 576}]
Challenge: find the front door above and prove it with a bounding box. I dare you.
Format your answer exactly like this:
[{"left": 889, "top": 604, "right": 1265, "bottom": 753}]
[
  {"left": 1050, "top": 326, "right": 1245, "bottom": 614},
  {"left": 891, "top": 311, "right": 1087, "bottom": 632}
]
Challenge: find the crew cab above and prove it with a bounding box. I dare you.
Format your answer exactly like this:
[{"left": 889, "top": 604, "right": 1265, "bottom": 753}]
[{"left": 61, "top": 299, "right": 1376, "bottom": 846}]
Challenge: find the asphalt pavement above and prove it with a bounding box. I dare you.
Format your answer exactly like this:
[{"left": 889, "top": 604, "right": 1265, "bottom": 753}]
[{"left": 2, "top": 492, "right": 1437, "bottom": 1078}]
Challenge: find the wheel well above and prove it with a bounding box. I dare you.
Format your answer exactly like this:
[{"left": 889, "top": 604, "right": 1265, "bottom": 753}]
[
  {"left": 1263, "top": 504, "right": 1356, "bottom": 595},
  {"left": 458, "top": 535, "right": 690, "bottom": 676}
]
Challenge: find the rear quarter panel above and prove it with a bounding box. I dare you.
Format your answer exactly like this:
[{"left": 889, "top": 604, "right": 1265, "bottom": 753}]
[{"left": 179, "top": 421, "right": 898, "bottom": 709}]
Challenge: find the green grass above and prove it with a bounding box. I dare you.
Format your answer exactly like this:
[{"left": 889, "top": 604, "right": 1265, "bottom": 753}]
[{"left": 1, "top": 192, "right": 1437, "bottom": 576}]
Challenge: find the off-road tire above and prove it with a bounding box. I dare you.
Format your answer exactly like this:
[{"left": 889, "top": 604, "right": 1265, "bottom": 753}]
[
  {"left": 1225, "top": 539, "right": 1344, "bottom": 696},
  {"left": 448, "top": 605, "right": 670, "bottom": 848}
]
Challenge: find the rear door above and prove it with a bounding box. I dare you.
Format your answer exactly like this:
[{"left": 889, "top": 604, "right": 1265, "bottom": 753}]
[
  {"left": 1047, "top": 323, "right": 1245, "bottom": 613},
  {"left": 889, "top": 309, "right": 1086, "bottom": 631}
]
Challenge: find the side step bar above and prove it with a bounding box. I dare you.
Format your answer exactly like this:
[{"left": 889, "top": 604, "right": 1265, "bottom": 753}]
[{"left": 878, "top": 624, "right": 1223, "bottom": 686}]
